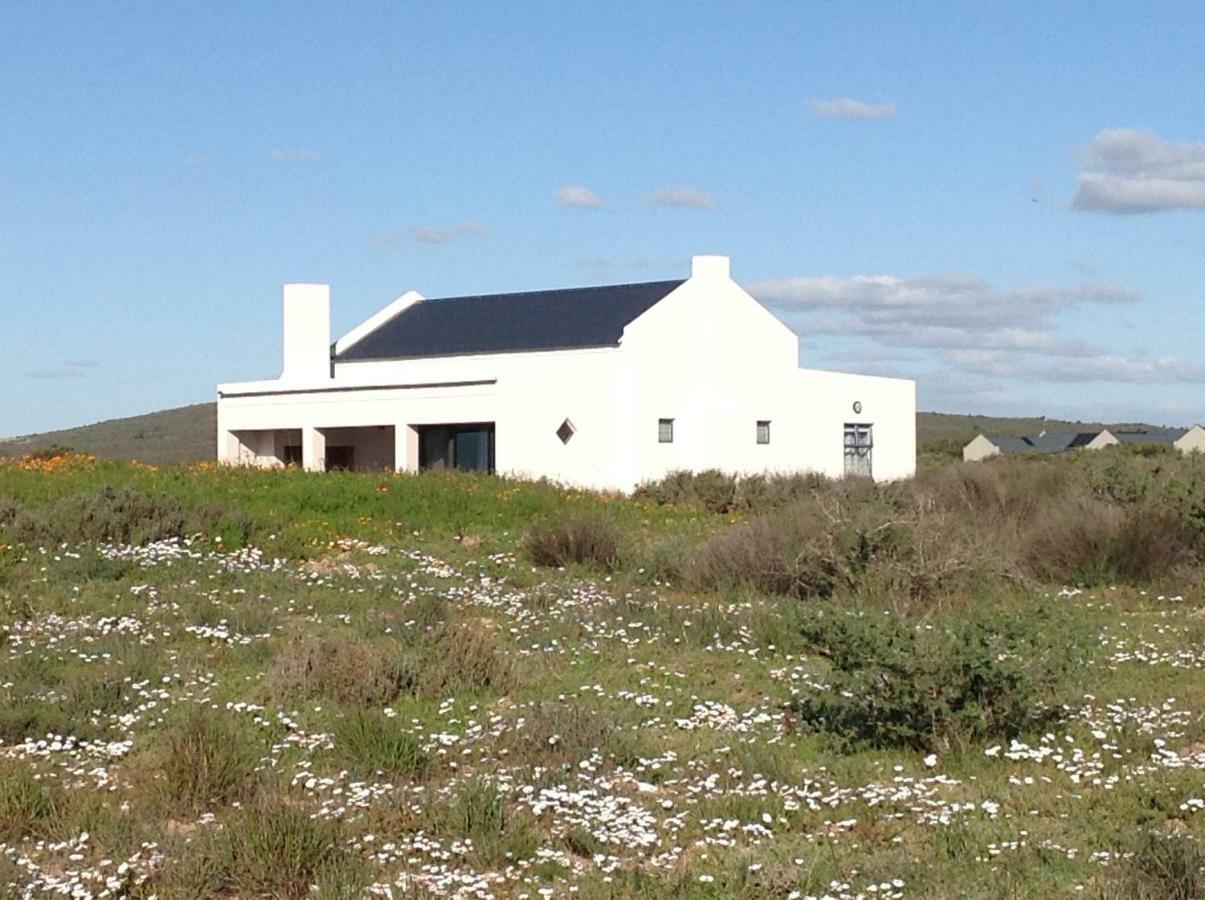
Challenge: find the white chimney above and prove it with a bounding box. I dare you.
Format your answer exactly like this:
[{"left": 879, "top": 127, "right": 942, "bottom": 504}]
[
  {"left": 691, "top": 255, "right": 731, "bottom": 280},
  {"left": 281, "top": 283, "right": 331, "bottom": 382}
]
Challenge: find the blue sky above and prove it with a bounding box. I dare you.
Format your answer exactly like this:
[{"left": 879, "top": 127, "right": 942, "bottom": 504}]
[{"left": 3, "top": 2, "right": 1205, "bottom": 436}]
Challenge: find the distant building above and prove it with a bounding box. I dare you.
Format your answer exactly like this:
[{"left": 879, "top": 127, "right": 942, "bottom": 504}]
[
  {"left": 963, "top": 425, "right": 1205, "bottom": 462},
  {"left": 216, "top": 256, "right": 917, "bottom": 490}
]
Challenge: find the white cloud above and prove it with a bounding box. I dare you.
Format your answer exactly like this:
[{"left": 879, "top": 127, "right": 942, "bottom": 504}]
[
  {"left": 651, "top": 185, "right": 717, "bottom": 209},
  {"left": 271, "top": 147, "right": 324, "bottom": 164},
  {"left": 26, "top": 360, "right": 100, "bottom": 380},
  {"left": 748, "top": 271, "right": 1202, "bottom": 384},
  {"left": 1073, "top": 129, "right": 1205, "bottom": 213},
  {"left": 373, "top": 222, "right": 490, "bottom": 246},
  {"left": 807, "top": 97, "right": 897, "bottom": 119},
  {"left": 556, "top": 185, "right": 607, "bottom": 208}
]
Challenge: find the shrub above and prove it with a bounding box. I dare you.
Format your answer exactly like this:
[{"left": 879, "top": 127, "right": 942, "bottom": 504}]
[
  {"left": 156, "top": 707, "right": 261, "bottom": 814},
  {"left": 419, "top": 621, "right": 517, "bottom": 697},
  {"left": 1019, "top": 495, "right": 1195, "bottom": 585},
  {"left": 0, "top": 497, "right": 21, "bottom": 529},
  {"left": 523, "top": 515, "right": 620, "bottom": 569},
  {"left": 793, "top": 603, "right": 1080, "bottom": 751},
  {"left": 9, "top": 485, "right": 188, "bottom": 546},
  {"left": 692, "top": 491, "right": 951, "bottom": 602},
  {"left": 1101, "top": 830, "right": 1202, "bottom": 900},
  {"left": 508, "top": 701, "right": 648, "bottom": 766},
  {"left": 635, "top": 469, "right": 829, "bottom": 513},
  {"left": 180, "top": 795, "right": 367, "bottom": 899},
  {"left": 429, "top": 780, "right": 540, "bottom": 867},
  {"left": 336, "top": 710, "right": 431, "bottom": 778},
  {"left": 268, "top": 635, "right": 418, "bottom": 706},
  {"left": 0, "top": 762, "right": 63, "bottom": 840}
]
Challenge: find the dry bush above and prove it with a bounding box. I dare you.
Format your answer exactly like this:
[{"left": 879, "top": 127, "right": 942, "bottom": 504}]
[
  {"left": 419, "top": 621, "right": 517, "bottom": 697},
  {"left": 155, "top": 706, "right": 261, "bottom": 815},
  {"left": 690, "top": 489, "right": 1001, "bottom": 606},
  {"left": 268, "top": 635, "right": 417, "bottom": 706},
  {"left": 1020, "top": 494, "right": 1195, "bottom": 584},
  {"left": 523, "top": 516, "right": 619, "bottom": 570}
]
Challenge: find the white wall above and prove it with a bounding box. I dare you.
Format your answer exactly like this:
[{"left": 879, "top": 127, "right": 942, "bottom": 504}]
[{"left": 217, "top": 256, "right": 918, "bottom": 490}]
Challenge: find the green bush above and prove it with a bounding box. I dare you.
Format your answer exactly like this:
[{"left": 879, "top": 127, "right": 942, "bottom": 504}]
[
  {"left": 8, "top": 484, "right": 189, "bottom": 546},
  {"left": 793, "top": 603, "right": 1081, "bottom": 751},
  {"left": 177, "top": 795, "right": 368, "bottom": 899},
  {"left": 0, "top": 762, "right": 64, "bottom": 840},
  {"left": 336, "top": 709, "right": 431, "bottom": 778},
  {"left": 523, "top": 515, "right": 619, "bottom": 570},
  {"left": 1101, "top": 829, "right": 1203, "bottom": 900},
  {"left": 635, "top": 469, "right": 829, "bottom": 513},
  {"left": 155, "top": 707, "right": 262, "bottom": 814}
]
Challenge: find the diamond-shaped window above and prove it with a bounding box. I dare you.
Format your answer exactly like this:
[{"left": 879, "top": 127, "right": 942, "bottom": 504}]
[{"left": 556, "top": 419, "right": 576, "bottom": 444}]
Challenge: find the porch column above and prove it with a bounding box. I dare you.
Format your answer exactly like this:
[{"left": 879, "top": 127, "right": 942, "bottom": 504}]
[
  {"left": 396, "top": 425, "right": 420, "bottom": 473},
  {"left": 302, "top": 426, "right": 326, "bottom": 472}
]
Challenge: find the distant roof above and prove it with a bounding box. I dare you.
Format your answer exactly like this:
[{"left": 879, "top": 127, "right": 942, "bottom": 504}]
[
  {"left": 1110, "top": 428, "right": 1183, "bottom": 445},
  {"left": 982, "top": 431, "right": 1102, "bottom": 454},
  {"left": 984, "top": 435, "right": 1037, "bottom": 453},
  {"left": 335, "top": 279, "right": 685, "bottom": 361}
]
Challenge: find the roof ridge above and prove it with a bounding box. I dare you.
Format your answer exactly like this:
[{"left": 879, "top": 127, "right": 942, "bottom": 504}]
[{"left": 423, "top": 278, "right": 685, "bottom": 305}]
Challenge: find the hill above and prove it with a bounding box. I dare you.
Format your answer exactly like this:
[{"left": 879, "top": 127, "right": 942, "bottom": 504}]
[
  {"left": 0, "top": 402, "right": 1174, "bottom": 465},
  {"left": 0, "top": 403, "right": 216, "bottom": 465}
]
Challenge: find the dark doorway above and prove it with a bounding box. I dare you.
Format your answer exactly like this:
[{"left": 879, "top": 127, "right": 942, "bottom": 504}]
[
  {"left": 418, "top": 423, "right": 495, "bottom": 473},
  {"left": 325, "top": 445, "right": 355, "bottom": 471}
]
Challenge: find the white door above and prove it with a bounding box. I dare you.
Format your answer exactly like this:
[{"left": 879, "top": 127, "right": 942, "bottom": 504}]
[{"left": 843, "top": 423, "right": 873, "bottom": 478}]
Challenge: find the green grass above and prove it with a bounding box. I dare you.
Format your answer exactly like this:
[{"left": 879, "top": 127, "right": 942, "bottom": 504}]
[{"left": 0, "top": 454, "right": 1201, "bottom": 897}]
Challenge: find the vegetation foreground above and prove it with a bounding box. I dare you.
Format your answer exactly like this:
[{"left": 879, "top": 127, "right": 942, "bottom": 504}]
[{"left": 0, "top": 451, "right": 1202, "bottom": 898}]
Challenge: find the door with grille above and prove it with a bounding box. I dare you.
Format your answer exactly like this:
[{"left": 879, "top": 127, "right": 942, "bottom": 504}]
[{"left": 843, "top": 423, "right": 873, "bottom": 478}]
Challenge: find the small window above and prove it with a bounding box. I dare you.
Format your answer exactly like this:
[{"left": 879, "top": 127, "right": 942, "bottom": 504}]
[
  {"left": 556, "top": 418, "right": 576, "bottom": 445},
  {"left": 756, "top": 420, "right": 771, "bottom": 445},
  {"left": 658, "top": 418, "right": 674, "bottom": 443}
]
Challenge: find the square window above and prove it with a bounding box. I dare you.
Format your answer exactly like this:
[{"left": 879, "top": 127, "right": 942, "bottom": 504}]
[
  {"left": 658, "top": 418, "right": 674, "bottom": 443},
  {"left": 556, "top": 418, "right": 576, "bottom": 445},
  {"left": 757, "top": 420, "right": 771, "bottom": 444}
]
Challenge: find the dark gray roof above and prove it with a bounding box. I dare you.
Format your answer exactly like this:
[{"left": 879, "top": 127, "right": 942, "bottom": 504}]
[
  {"left": 983, "top": 435, "right": 1036, "bottom": 453},
  {"left": 1111, "top": 428, "right": 1183, "bottom": 446},
  {"left": 335, "top": 279, "right": 685, "bottom": 361},
  {"left": 982, "top": 432, "right": 1101, "bottom": 454}
]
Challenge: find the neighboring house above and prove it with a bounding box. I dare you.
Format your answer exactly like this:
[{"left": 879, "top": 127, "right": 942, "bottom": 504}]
[
  {"left": 963, "top": 425, "right": 1205, "bottom": 462},
  {"left": 216, "top": 256, "right": 917, "bottom": 490}
]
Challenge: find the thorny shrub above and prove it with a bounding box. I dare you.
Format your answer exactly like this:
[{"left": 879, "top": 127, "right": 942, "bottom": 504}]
[{"left": 793, "top": 603, "right": 1084, "bottom": 752}]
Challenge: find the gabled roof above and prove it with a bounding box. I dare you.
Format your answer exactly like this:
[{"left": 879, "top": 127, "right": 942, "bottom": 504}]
[
  {"left": 982, "top": 432, "right": 1100, "bottom": 454},
  {"left": 335, "top": 279, "right": 685, "bottom": 362},
  {"left": 1110, "top": 428, "right": 1183, "bottom": 446},
  {"left": 982, "top": 435, "right": 1036, "bottom": 453}
]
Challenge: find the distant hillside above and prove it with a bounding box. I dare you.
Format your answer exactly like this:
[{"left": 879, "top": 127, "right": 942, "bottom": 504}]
[
  {"left": 0, "top": 403, "right": 217, "bottom": 465},
  {"left": 0, "top": 403, "right": 1173, "bottom": 466}
]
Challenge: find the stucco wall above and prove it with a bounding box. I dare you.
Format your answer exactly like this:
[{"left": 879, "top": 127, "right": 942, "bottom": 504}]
[{"left": 216, "top": 257, "right": 918, "bottom": 490}]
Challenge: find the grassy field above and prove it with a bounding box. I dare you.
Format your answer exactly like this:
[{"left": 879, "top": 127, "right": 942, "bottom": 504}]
[{"left": 0, "top": 451, "right": 1202, "bottom": 897}]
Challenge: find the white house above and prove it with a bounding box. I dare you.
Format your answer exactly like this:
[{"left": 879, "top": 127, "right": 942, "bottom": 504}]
[{"left": 216, "top": 255, "right": 916, "bottom": 491}]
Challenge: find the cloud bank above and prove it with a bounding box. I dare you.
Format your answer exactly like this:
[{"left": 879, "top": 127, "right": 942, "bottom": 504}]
[
  {"left": 1073, "top": 129, "right": 1205, "bottom": 213},
  {"left": 750, "top": 272, "right": 1204, "bottom": 384}
]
